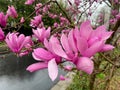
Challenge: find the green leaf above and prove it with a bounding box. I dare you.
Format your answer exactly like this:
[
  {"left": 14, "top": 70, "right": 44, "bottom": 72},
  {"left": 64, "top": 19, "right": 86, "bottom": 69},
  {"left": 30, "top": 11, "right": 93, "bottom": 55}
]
[{"left": 96, "top": 73, "right": 105, "bottom": 79}]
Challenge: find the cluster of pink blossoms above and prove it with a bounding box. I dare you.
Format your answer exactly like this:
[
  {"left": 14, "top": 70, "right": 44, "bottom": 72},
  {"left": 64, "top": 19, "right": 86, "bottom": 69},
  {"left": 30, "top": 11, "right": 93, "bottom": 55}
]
[
  {"left": 0, "top": 0, "right": 115, "bottom": 81},
  {"left": 0, "top": 5, "right": 34, "bottom": 56},
  {"left": 0, "top": 5, "right": 18, "bottom": 41},
  {"left": 27, "top": 20, "right": 114, "bottom": 81}
]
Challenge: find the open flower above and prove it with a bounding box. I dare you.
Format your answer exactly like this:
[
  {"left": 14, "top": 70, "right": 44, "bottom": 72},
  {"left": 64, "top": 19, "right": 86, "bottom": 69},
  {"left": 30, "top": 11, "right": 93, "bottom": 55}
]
[
  {"left": 32, "top": 27, "right": 51, "bottom": 42},
  {"left": 27, "top": 36, "right": 61, "bottom": 81},
  {"left": 7, "top": 6, "right": 18, "bottom": 18},
  {"left": 50, "top": 20, "right": 114, "bottom": 74},
  {"left": 5, "top": 33, "right": 33, "bottom": 56},
  {"left": 74, "top": 20, "right": 114, "bottom": 57}
]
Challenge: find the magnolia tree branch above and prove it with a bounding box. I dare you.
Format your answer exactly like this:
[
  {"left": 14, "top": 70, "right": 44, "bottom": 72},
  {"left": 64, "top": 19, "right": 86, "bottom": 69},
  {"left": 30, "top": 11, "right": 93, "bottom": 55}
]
[
  {"left": 53, "top": 0, "right": 72, "bottom": 24},
  {"left": 107, "top": 19, "right": 120, "bottom": 44},
  {"left": 3, "top": 0, "right": 53, "bottom": 30},
  {"left": 77, "top": 0, "right": 95, "bottom": 24}
]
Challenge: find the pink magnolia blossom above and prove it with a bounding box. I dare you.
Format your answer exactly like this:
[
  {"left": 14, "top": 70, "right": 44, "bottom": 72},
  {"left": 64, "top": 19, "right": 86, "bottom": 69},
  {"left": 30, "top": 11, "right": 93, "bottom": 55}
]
[
  {"left": 35, "top": 3, "right": 42, "bottom": 15},
  {"left": 74, "top": 0, "right": 81, "bottom": 6},
  {"left": 54, "top": 22, "right": 59, "bottom": 28},
  {"left": 20, "top": 17, "right": 25, "bottom": 23},
  {"left": 7, "top": 6, "right": 18, "bottom": 18},
  {"left": 109, "top": 18, "right": 117, "bottom": 24},
  {"left": 5, "top": 33, "right": 33, "bottom": 56},
  {"left": 42, "top": 5, "right": 50, "bottom": 13},
  {"left": 25, "top": 0, "right": 35, "bottom": 5},
  {"left": 60, "top": 17, "right": 69, "bottom": 26},
  {"left": 0, "top": 27, "right": 5, "bottom": 41},
  {"left": 111, "top": 10, "right": 118, "bottom": 16},
  {"left": 0, "top": 12, "right": 7, "bottom": 27},
  {"left": 75, "top": 21, "right": 114, "bottom": 57},
  {"left": 30, "top": 15, "right": 43, "bottom": 28},
  {"left": 64, "top": 65, "right": 73, "bottom": 71},
  {"left": 116, "top": 13, "right": 120, "bottom": 20},
  {"left": 27, "top": 36, "right": 62, "bottom": 81},
  {"left": 49, "top": 13, "right": 57, "bottom": 19},
  {"left": 75, "top": 57, "right": 94, "bottom": 74},
  {"left": 114, "top": 0, "right": 119, "bottom": 4},
  {"left": 32, "top": 27, "right": 51, "bottom": 42},
  {"left": 50, "top": 20, "right": 114, "bottom": 74}
]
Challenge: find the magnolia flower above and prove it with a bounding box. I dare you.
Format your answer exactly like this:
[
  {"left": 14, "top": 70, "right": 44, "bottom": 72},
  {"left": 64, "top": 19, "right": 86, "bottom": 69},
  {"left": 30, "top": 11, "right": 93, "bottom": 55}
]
[
  {"left": 54, "top": 22, "right": 59, "bottom": 28},
  {"left": 35, "top": 3, "right": 42, "bottom": 15},
  {"left": 60, "top": 17, "right": 69, "bottom": 26},
  {"left": 50, "top": 20, "right": 114, "bottom": 74},
  {"left": 30, "top": 15, "right": 43, "bottom": 28},
  {"left": 74, "top": 0, "right": 81, "bottom": 6},
  {"left": 32, "top": 27, "right": 51, "bottom": 42},
  {"left": 50, "top": 32, "right": 94, "bottom": 74},
  {"left": 109, "top": 19, "right": 117, "bottom": 24},
  {"left": 75, "top": 57, "right": 94, "bottom": 74},
  {"left": 111, "top": 10, "right": 118, "bottom": 16},
  {"left": 25, "top": 0, "right": 35, "bottom": 5},
  {"left": 7, "top": 6, "right": 18, "bottom": 18},
  {"left": 27, "top": 36, "right": 61, "bottom": 81},
  {"left": 0, "top": 12, "right": 7, "bottom": 27},
  {"left": 5, "top": 33, "right": 33, "bottom": 56},
  {"left": 75, "top": 20, "right": 114, "bottom": 57},
  {"left": 0, "top": 27, "right": 5, "bottom": 41},
  {"left": 116, "top": 13, "right": 120, "bottom": 20},
  {"left": 20, "top": 17, "right": 25, "bottom": 23}
]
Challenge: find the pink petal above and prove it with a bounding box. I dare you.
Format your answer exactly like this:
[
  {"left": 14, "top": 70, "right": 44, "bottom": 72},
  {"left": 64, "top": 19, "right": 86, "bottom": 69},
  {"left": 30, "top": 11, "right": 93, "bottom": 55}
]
[
  {"left": 82, "top": 41, "right": 104, "bottom": 57},
  {"left": 44, "top": 39, "right": 50, "bottom": 50},
  {"left": 44, "top": 27, "right": 51, "bottom": 39},
  {"left": 51, "top": 42, "right": 68, "bottom": 59},
  {"left": 73, "top": 26, "right": 80, "bottom": 39},
  {"left": 68, "top": 30, "right": 77, "bottom": 53},
  {"left": 48, "top": 58, "right": 58, "bottom": 81},
  {"left": 101, "top": 44, "right": 114, "bottom": 52},
  {"left": 76, "top": 57, "right": 94, "bottom": 74},
  {"left": 32, "top": 48, "right": 54, "bottom": 61},
  {"left": 17, "top": 34, "right": 25, "bottom": 49},
  {"left": 25, "top": 0, "right": 35, "bottom": 5},
  {"left": 76, "top": 36, "right": 88, "bottom": 54},
  {"left": 61, "top": 33, "right": 72, "bottom": 53},
  {"left": 26, "top": 62, "right": 48, "bottom": 72},
  {"left": 59, "top": 75, "right": 66, "bottom": 81},
  {"left": 80, "top": 20, "right": 92, "bottom": 40},
  {"left": 64, "top": 65, "right": 72, "bottom": 71},
  {"left": 90, "top": 25, "right": 113, "bottom": 40}
]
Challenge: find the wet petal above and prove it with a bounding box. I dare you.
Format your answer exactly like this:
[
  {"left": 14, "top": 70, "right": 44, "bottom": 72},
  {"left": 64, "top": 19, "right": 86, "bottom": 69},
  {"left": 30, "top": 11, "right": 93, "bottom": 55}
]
[
  {"left": 48, "top": 58, "right": 58, "bottom": 81},
  {"left": 76, "top": 57, "right": 94, "bottom": 74},
  {"left": 68, "top": 30, "right": 77, "bottom": 53},
  {"left": 32, "top": 48, "right": 54, "bottom": 61},
  {"left": 52, "top": 41, "right": 68, "bottom": 59},
  {"left": 101, "top": 44, "right": 114, "bottom": 52},
  {"left": 61, "top": 33, "right": 72, "bottom": 53},
  {"left": 26, "top": 62, "right": 48, "bottom": 72}
]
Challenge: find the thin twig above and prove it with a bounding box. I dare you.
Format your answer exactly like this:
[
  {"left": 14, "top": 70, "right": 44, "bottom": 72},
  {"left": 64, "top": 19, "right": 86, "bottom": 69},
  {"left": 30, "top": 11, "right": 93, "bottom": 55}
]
[
  {"left": 99, "top": 53, "right": 115, "bottom": 66},
  {"left": 54, "top": 0, "right": 72, "bottom": 23}
]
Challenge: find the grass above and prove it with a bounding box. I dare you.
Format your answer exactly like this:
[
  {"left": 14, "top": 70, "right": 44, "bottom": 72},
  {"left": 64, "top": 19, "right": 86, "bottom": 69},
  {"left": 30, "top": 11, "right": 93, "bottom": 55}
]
[{"left": 66, "top": 71, "right": 90, "bottom": 90}]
